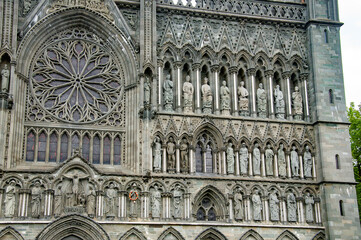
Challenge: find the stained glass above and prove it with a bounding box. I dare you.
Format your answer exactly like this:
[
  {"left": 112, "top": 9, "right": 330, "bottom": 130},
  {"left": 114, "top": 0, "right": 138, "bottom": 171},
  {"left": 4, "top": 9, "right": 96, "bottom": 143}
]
[
  {"left": 60, "top": 134, "right": 68, "bottom": 162},
  {"left": 113, "top": 136, "right": 121, "bottom": 165},
  {"left": 93, "top": 135, "right": 100, "bottom": 164},
  {"left": 103, "top": 136, "right": 111, "bottom": 164},
  {"left": 49, "top": 132, "right": 58, "bottom": 162},
  {"left": 38, "top": 132, "right": 47, "bottom": 162},
  {"left": 26, "top": 131, "right": 35, "bottom": 162},
  {"left": 82, "top": 134, "right": 90, "bottom": 161},
  {"left": 195, "top": 144, "right": 203, "bottom": 172}
]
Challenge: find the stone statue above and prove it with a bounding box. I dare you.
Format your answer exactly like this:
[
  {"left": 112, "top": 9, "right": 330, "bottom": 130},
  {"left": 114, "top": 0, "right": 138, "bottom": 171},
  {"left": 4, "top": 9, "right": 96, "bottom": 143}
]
[
  {"left": 290, "top": 146, "right": 299, "bottom": 177},
  {"left": 153, "top": 137, "right": 162, "bottom": 172},
  {"left": 238, "top": 81, "right": 249, "bottom": 116},
  {"left": 239, "top": 142, "right": 249, "bottom": 175},
  {"left": 151, "top": 186, "right": 161, "bottom": 218},
  {"left": 305, "top": 193, "right": 314, "bottom": 222},
  {"left": 4, "top": 181, "right": 16, "bottom": 218},
  {"left": 226, "top": 143, "right": 235, "bottom": 174},
  {"left": 129, "top": 183, "right": 139, "bottom": 217},
  {"left": 278, "top": 144, "right": 287, "bottom": 178},
  {"left": 287, "top": 193, "right": 297, "bottom": 222},
  {"left": 1, "top": 64, "right": 10, "bottom": 92},
  {"left": 183, "top": 75, "right": 194, "bottom": 113},
  {"left": 105, "top": 183, "right": 118, "bottom": 218},
  {"left": 163, "top": 74, "right": 174, "bottom": 111},
  {"left": 54, "top": 185, "right": 63, "bottom": 217},
  {"left": 180, "top": 138, "right": 189, "bottom": 172},
  {"left": 253, "top": 143, "right": 261, "bottom": 175},
  {"left": 269, "top": 190, "right": 279, "bottom": 221},
  {"left": 274, "top": 85, "right": 285, "bottom": 119},
  {"left": 257, "top": 83, "right": 267, "bottom": 118},
  {"left": 31, "top": 182, "right": 42, "bottom": 218},
  {"left": 220, "top": 80, "right": 231, "bottom": 115},
  {"left": 63, "top": 170, "right": 88, "bottom": 207},
  {"left": 144, "top": 77, "right": 151, "bottom": 105},
  {"left": 173, "top": 185, "right": 183, "bottom": 219},
  {"left": 167, "top": 137, "right": 176, "bottom": 171},
  {"left": 201, "top": 77, "right": 213, "bottom": 114},
  {"left": 234, "top": 188, "right": 243, "bottom": 220},
  {"left": 265, "top": 144, "right": 274, "bottom": 176},
  {"left": 292, "top": 86, "right": 303, "bottom": 120},
  {"left": 303, "top": 146, "right": 312, "bottom": 178},
  {"left": 252, "top": 190, "right": 262, "bottom": 221},
  {"left": 87, "top": 187, "right": 96, "bottom": 217},
  {"left": 23, "top": 0, "right": 32, "bottom": 14}
]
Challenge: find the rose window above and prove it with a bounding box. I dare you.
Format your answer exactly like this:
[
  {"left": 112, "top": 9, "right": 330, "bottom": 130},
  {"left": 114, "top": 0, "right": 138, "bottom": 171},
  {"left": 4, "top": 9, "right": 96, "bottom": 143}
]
[{"left": 30, "top": 36, "right": 123, "bottom": 123}]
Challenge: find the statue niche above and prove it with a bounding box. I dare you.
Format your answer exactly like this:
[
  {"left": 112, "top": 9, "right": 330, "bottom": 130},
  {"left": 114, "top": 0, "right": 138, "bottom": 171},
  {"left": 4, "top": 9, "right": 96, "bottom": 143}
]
[
  {"left": 29, "top": 180, "right": 45, "bottom": 218},
  {"left": 104, "top": 181, "right": 119, "bottom": 219},
  {"left": 150, "top": 183, "right": 163, "bottom": 219},
  {"left": 127, "top": 182, "right": 141, "bottom": 218},
  {"left": 54, "top": 168, "right": 95, "bottom": 216},
  {"left": 2, "top": 179, "right": 21, "bottom": 218},
  {"left": 171, "top": 184, "right": 185, "bottom": 219}
]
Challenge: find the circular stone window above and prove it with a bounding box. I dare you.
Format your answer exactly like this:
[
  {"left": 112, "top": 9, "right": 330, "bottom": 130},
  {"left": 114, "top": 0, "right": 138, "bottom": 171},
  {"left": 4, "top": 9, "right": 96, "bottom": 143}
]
[{"left": 30, "top": 28, "right": 123, "bottom": 123}]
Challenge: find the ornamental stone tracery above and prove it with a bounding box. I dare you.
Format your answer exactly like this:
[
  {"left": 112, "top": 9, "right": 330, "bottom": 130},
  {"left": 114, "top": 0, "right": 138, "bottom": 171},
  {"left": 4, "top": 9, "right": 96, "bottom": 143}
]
[{"left": 29, "top": 28, "right": 124, "bottom": 124}]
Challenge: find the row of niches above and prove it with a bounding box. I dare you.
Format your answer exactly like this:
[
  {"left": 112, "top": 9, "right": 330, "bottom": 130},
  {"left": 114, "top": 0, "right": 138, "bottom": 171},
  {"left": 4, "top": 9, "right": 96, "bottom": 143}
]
[
  {"left": 24, "top": 127, "right": 124, "bottom": 165},
  {"left": 0, "top": 175, "right": 321, "bottom": 225},
  {"left": 152, "top": 134, "right": 315, "bottom": 180},
  {"left": 149, "top": 58, "right": 309, "bottom": 121}
]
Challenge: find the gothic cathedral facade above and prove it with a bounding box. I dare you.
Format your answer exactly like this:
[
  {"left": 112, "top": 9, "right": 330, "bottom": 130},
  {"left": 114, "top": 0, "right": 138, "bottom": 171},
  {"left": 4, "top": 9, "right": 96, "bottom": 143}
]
[{"left": 0, "top": 0, "right": 359, "bottom": 239}]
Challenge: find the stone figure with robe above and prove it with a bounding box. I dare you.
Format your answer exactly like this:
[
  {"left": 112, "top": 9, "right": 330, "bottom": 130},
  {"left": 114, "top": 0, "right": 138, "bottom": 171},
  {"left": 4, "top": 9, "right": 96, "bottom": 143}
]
[
  {"left": 153, "top": 137, "right": 162, "bottom": 172},
  {"left": 201, "top": 77, "right": 213, "bottom": 114},
  {"left": 151, "top": 185, "right": 161, "bottom": 218},
  {"left": 129, "top": 183, "right": 139, "bottom": 217},
  {"left": 269, "top": 190, "right": 280, "bottom": 221},
  {"left": 274, "top": 85, "right": 285, "bottom": 119},
  {"left": 305, "top": 193, "right": 314, "bottom": 222},
  {"left": 226, "top": 143, "right": 235, "bottom": 174},
  {"left": 303, "top": 146, "right": 313, "bottom": 178},
  {"left": 167, "top": 137, "right": 176, "bottom": 171},
  {"left": 278, "top": 144, "right": 287, "bottom": 178},
  {"left": 252, "top": 190, "right": 262, "bottom": 221},
  {"left": 239, "top": 142, "right": 249, "bottom": 175},
  {"left": 265, "top": 144, "right": 274, "bottom": 176},
  {"left": 1, "top": 64, "right": 10, "bottom": 92},
  {"left": 183, "top": 75, "right": 194, "bottom": 113},
  {"left": 257, "top": 83, "right": 267, "bottom": 118},
  {"left": 290, "top": 146, "right": 299, "bottom": 177},
  {"left": 163, "top": 74, "right": 174, "bottom": 111},
  {"left": 54, "top": 185, "right": 63, "bottom": 217},
  {"left": 287, "top": 192, "right": 297, "bottom": 222},
  {"left": 238, "top": 81, "right": 249, "bottom": 116},
  {"left": 292, "top": 86, "right": 303, "bottom": 120},
  {"left": 144, "top": 77, "right": 151, "bottom": 105},
  {"left": 87, "top": 187, "right": 96, "bottom": 217},
  {"left": 180, "top": 138, "right": 189, "bottom": 172},
  {"left": 4, "top": 181, "right": 16, "bottom": 217},
  {"left": 105, "top": 183, "right": 117, "bottom": 217},
  {"left": 173, "top": 186, "right": 183, "bottom": 218},
  {"left": 220, "top": 80, "right": 231, "bottom": 115},
  {"left": 234, "top": 188, "right": 243, "bottom": 220},
  {"left": 31, "top": 182, "right": 42, "bottom": 218},
  {"left": 253, "top": 143, "right": 261, "bottom": 175}
]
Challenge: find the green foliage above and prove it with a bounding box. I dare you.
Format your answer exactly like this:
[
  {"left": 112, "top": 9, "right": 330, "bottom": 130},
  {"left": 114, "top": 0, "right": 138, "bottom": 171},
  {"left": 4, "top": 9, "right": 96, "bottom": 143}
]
[{"left": 347, "top": 102, "right": 361, "bottom": 221}]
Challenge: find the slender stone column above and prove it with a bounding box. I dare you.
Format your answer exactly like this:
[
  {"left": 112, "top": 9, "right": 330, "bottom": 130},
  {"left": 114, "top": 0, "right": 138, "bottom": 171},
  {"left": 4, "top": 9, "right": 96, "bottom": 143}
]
[
  {"left": 19, "top": 189, "right": 30, "bottom": 217},
  {"left": 265, "top": 70, "right": 274, "bottom": 118},
  {"left": 218, "top": 150, "right": 222, "bottom": 174},
  {"left": 222, "top": 147, "right": 227, "bottom": 175},
  {"left": 189, "top": 145, "right": 195, "bottom": 174},
  {"left": 213, "top": 149, "right": 218, "bottom": 174},
  {"left": 45, "top": 189, "right": 54, "bottom": 218},
  {"left": 192, "top": 63, "right": 202, "bottom": 114},
  {"left": 283, "top": 72, "right": 293, "bottom": 120},
  {"left": 96, "top": 190, "right": 104, "bottom": 218},
  {"left": 139, "top": 73, "right": 145, "bottom": 108},
  {"left": 312, "top": 155, "right": 317, "bottom": 179},
  {"left": 157, "top": 60, "right": 164, "bottom": 111},
  {"left": 184, "top": 193, "right": 191, "bottom": 219},
  {"left": 314, "top": 197, "right": 321, "bottom": 223},
  {"left": 246, "top": 195, "right": 251, "bottom": 221},
  {"left": 175, "top": 61, "right": 182, "bottom": 112},
  {"left": 175, "top": 144, "right": 180, "bottom": 173},
  {"left": 230, "top": 66, "right": 238, "bottom": 116},
  {"left": 286, "top": 152, "right": 292, "bottom": 178},
  {"left": 249, "top": 152, "right": 253, "bottom": 176},
  {"left": 280, "top": 197, "right": 286, "bottom": 222},
  {"left": 301, "top": 73, "right": 310, "bottom": 121},
  {"left": 274, "top": 153, "right": 279, "bottom": 177},
  {"left": 299, "top": 155, "right": 304, "bottom": 179},
  {"left": 162, "top": 144, "right": 167, "bottom": 173},
  {"left": 247, "top": 69, "right": 256, "bottom": 117},
  {"left": 120, "top": 191, "right": 127, "bottom": 219},
  {"left": 211, "top": 65, "right": 220, "bottom": 115},
  {"left": 235, "top": 149, "right": 240, "bottom": 176},
  {"left": 202, "top": 148, "right": 207, "bottom": 173},
  {"left": 297, "top": 197, "right": 304, "bottom": 223},
  {"left": 162, "top": 192, "right": 171, "bottom": 219},
  {"left": 263, "top": 196, "right": 269, "bottom": 222},
  {"left": 0, "top": 189, "right": 4, "bottom": 217},
  {"left": 140, "top": 191, "right": 149, "bottom": 219},
  {"left": 261, "top": 151, "right": 266, "bottom": 177},
  {"left": 228, "top": 194, "right": 234, "bottom": 221}
]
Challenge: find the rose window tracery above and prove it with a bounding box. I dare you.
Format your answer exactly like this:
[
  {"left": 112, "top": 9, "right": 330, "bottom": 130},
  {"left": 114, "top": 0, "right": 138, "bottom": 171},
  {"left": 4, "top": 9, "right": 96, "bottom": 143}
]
[{"left": 30, "top": 29, "right": 123, "bottom": 123}]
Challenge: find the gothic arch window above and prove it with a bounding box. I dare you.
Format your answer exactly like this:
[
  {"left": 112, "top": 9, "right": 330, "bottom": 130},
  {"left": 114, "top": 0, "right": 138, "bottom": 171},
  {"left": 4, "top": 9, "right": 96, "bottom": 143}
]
[
  {"left": 49, "top": 132, "right": 58, "bottom": 162},
  {"left": 114, "top": 136, "right": 121, "bottom": 165},
  {"left": 194, "top": 186, "right": 226, "bottom": 222},
  {"left": 60, "top": 133, "right": 69, "bottom": 162},
  {"left": 195, "top": 143, "right": 203, "bottom": 173},
  {"left": 82, "top": 134, "right": 90, "bottom": 162},
  {"left": 195, "top": 132, "right": 217, "bottom": 173},
  {"left": 71, "top": 133, "right": 80, "bottom": 154},
  {"left": 276, "top": 230, "right": 299, "bottom": 240},
  {"left": 157, "top": 227, "right": 185, "bottom": 240},
  {"left": 0, "top": 226, "right": 25, "bottom": 240},
  {"left": 37, "top": 131, "right": 47, "bottom": 162},
  {"left": 103, "top": 135, "right": 111, "bottom": 164},
  {"left": 195, "top": 228, "right": 227, "bottom": 240},
  {"left": 93, "top": 135, "right": 101, "bottom": 164},
  {"left": 239, "top": 230, "right": 264, "bottom": 240},
  {"left": 26, "top": 130, "right": 36, "bottom": 162}
]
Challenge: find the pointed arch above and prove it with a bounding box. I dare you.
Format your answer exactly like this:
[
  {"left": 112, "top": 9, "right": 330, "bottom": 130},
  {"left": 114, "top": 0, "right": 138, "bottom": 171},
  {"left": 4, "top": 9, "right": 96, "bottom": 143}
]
[
  {"left": 35, "top": 214, "right": 110, "bottom": 240},
  {"left": 119, "top": 228, "right": 147, "bottom": 240},
  {"left": 312, "top": 231, "right": 326, "bottom": 240},
  {"left": 0, "top": 226, "right": 24, "bottom": 240},
  {"left": 239, "top": 229, "right": 264, "bottom": 240},
  {"left": 157, "top": 227, "right": 185, "bottom": 240},
  {"left": 276, "top": 230, "right": 299, "bottom": 240},
  {"left": 195, "top": 228, "right": 227, "bottom": 240}
]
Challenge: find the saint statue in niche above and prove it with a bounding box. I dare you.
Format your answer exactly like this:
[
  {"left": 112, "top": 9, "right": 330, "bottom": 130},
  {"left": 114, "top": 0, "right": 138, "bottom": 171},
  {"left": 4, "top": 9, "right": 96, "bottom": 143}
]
[
  {"left": 144, "top": 77, "right": 151, "bottom": 105},
  {"left": 292, "top": 86, "right": 303, "bottom": 120},
  {"left": 252, "top": 190, "right": 262, "bottom": 221},
  {"left": 226, "top": 142, "right": 235, "bottom": 174},
  {"left": 153, "top": 136, "right": 162, "bottom": 172},
  {"left": 201, "top": 77, "right": 213, "bottom": 114},
  {"left": 173, "top": 185, "right": 183, "bottom": 219},
  {"left": 54, "top": 185, "right": 63, "bottom": 217},
  {"left": 238, "top": 81, "right": 249, "bottom": 116},
  {"left": 4, "top": 180, "right": 16, "bottom": 218},
  {"left": 305, "top": 192, "right": 314, "bottom": 223},
  {"left": 105, "top": 183, "right": 118, "bottom": 218},
  {"left": 167, "top": 137, "right": 176, "bottom": 172},
  {"left": 253, "top": 143, "right": 261, "bottom": 175},
  {"left": 274, "top": 85, "right": 285, "bottom": 119},
  {"left": 290, "top": 146, "right": 299, "bottom": 177},
  {"left": 278, "top": 144, "right": 287, "bottom": 178},
  {"left": 1, "top": 64, "right": 10, "bottom": 92},
  {"left": 180, "top": 138, "right": 189, "bottom": 172},
  {"left": 239, "top": 142, "right": 249, "bottom": 175},
  {"left": 151, "top": 185, "right": 161, "bottom": 218},
  {"left": 163, "top": 74, "right": 174, "bottom": 112},
  {"left": 269, "top": 190, "right": 280, "bottom": 221},
  {"left": 303, "top": 145, "right": 313, "bottom": 178},
  {"left": 183, "top": 75, "right": 194, "bottom": 113},
  {"left": 31, "top": 181, "right": 42, "bottom": 218},
  {"left": 287, "top": 192, "right": 297, "bottom": 222},
  {"left": 87, "top": 187, "right": 96, "bottom": 217},
  {"left": 220, "top": 80, "right": 231, "bottom": 115},
  {"left": 257, "top": 83, "right": 267, "bottom": 118},
  {"left": 234, "top": 188, "right": 243, "bottom": 221},
  {"left": 265, "top": 144, "right": 274, "bottom": 176}
]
